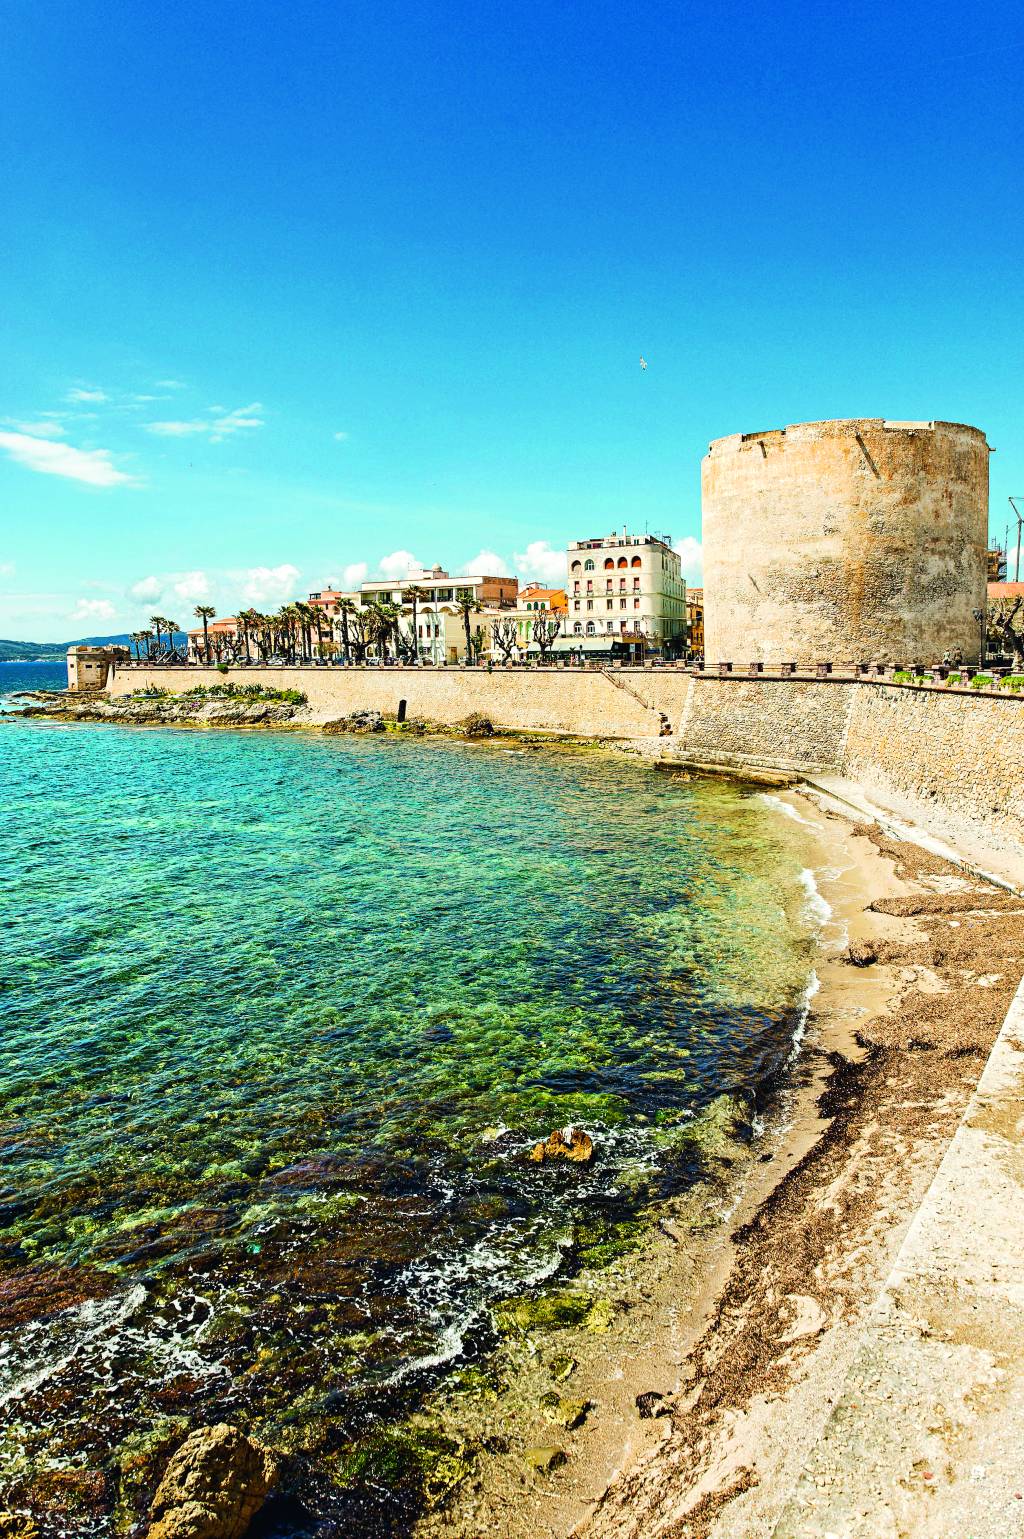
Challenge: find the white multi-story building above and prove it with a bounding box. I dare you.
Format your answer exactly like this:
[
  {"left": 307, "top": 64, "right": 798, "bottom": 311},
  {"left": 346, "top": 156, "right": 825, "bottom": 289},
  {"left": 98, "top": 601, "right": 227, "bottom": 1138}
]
[{"left": 563, "top": 531, "right": 686, "bottom": 654}]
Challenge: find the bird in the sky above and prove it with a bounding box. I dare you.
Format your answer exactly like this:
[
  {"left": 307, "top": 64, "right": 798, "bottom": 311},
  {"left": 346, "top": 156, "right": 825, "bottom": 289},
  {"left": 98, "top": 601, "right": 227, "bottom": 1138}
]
[{"left": 640, "top": 356, "right": 648, "bottom": 371}]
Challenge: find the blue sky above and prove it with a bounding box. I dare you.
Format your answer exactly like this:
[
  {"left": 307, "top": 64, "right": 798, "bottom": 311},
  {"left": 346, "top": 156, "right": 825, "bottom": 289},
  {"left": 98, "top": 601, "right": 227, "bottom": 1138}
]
[{"left": 1, "top": 0, "right": 1021, "bottom": 639}]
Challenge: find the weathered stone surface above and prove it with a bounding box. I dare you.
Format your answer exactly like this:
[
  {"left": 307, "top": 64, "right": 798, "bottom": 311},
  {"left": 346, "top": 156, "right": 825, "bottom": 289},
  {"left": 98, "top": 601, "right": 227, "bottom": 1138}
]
[
  {"left": 845, "top": 940, "right": 878, "bottom": 967},
  {"left": 528, "top": 1126, "right": 594, "bottom": 1165},
  {"left": 702, "top": 419, "right": 989, "bottom": 665},
  {"left": 147, "top": 1425, "right": 277, "bottom": 1539},
  {"left": 635, "top": 1390, "right": 670, "bottom": 1419}
]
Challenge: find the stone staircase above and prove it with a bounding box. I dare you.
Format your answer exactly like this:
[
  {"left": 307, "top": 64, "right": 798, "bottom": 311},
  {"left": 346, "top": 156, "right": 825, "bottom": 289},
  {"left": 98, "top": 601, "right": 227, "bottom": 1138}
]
[{"left": 599, "top": 668, "right": 673, "bottom": 735}]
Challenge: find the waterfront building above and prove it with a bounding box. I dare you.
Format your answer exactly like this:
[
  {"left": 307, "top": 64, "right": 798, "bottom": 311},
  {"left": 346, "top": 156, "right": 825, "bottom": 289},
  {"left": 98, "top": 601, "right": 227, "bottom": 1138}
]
[
  {"left": 309, "top": 565, "right": 518, "bottom": 662},
  {"left": 564, "top": 531, "right": 686, "bottom": 655},
  {"left": 507, "top": 585, "right": 568, "bottom": 656},
  {"left": 686, "top": 586, "right": 704, "bottom": 658}
]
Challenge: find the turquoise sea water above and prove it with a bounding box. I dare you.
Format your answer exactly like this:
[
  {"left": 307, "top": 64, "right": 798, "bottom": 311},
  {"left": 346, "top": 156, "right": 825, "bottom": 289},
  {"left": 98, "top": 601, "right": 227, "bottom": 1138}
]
[{"left": 0, "top": 665, "right": 820, "bottom": 1535}]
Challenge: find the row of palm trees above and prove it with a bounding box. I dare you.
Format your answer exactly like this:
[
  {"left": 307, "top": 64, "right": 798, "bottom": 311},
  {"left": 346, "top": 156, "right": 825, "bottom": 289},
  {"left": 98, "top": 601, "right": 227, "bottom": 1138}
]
[
  {"left": 127, "top": 615, "right": 185, "bottom": 660},
  {"left": 179, "top": 591, "right": 486, "bottom": 665}
]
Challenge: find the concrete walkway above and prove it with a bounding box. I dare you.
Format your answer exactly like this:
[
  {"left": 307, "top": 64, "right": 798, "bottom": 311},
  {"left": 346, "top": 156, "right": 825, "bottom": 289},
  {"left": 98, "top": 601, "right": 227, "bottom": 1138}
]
[{"left": 772, "top": 976, "right": 1024, "bottom": 1539}]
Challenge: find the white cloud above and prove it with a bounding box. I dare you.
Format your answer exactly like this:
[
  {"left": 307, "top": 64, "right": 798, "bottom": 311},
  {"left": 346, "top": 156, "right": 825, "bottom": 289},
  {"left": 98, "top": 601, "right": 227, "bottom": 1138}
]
[
  {"left": 342, "top": 561, "right": 368, "bottom": 588},
  {"left": 333, "top": 430, "right": 349, "bottom": 442},
  {"left": 130, "top": 575, "right": 163, "bottom": 602},
  {"left": 0, "top": 431, "right": 135, "bottom": 487},
  {"left": 460, "top": 549, "right": 510, "bottom": 577},
  {"left": 674, "top": 536, "right": 703, "bottom": 581},
  {"left": 66, "top": 386, "right": 108, "bottom": 404},
  {"left": 377, "top": 550, "right": 420, "bottom": 579},
  {"left": 6, "top": 419, "right": 66, "bottom": 438},
  {"left": 155, "top": 379, "right": 186, "bottom": 390},
  {"left": 71, "top": 598, "right": 117, "bottom": 623},
  {"left": 234, "top": 563, "right": 301, "bottom": 604},
  {"left": 514, "top": 540, "right": 565, "bottom": 582},
  {"left": 146, "top": 402, "right": 264, "bottom": 443},
  {"left": 171, "top": 570, "right": 211, "bottom": 602},
  {"left": 0, "top": 562, "right": 14, "bottom": 578}
]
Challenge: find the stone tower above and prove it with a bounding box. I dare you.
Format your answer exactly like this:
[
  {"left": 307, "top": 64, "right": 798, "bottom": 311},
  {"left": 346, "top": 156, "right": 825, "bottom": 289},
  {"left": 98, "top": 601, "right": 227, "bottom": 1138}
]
[{"left": 701, "top": 419, "right": 989, "bottom": 664}]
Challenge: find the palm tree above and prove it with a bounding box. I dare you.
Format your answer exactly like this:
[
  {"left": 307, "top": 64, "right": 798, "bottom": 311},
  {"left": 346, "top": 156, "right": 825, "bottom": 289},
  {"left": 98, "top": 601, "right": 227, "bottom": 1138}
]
[
  {"left": 129, "top": 631, "right": 142, "bottom": 661},
  {"left": 163, "top": 620, "right": 181, "bottom": 659},
  {"left": 238, "top": 608, "right": 259, "bottom": 663},
  {"left": 294, "top": 601, "right": 316, "bottom": 661},
  {"left": 335, "top": 600, "right": 356, "bottom": 663},
  {"left": 194, "top": 604, "right": 216, "bottom": 663},
  {"left": 310, "top": 604, "right": 327, "bottom": 660},
  {"left": 405, "top": 585, "right": 429, "bottom": 664},
  {"left": 456, "top": 593, "right": 482, "bottom": 662},
  {"left": 138, "top": 628, "right": 154, "bottom": 660},
  {"left": 149, "top": 614, "right": 164, "bottom": 655}
]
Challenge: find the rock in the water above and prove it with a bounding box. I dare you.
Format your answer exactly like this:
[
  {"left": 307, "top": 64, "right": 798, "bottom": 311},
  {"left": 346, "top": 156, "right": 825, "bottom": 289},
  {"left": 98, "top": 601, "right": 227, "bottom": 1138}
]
[
  {"left": 635, "top": 1391, "right": 670, "bottom": 1419},
  {"left": 541, "top": 1395, "right": 589, "bottom": 1430},
  {"left": 548, "top": 1353, "right": 577, "bottom": 1383},
  {"left": 458, "top": 712, "right": 494, "bottom": 737},
  {"left": 523, "top": 1447, "right": 566, "bottom": 1475},
  {"left": 845, "top": 940, "right": 878, "bottom": 967},
  {"left": 528, "top": 1126, "right": 594, "bottom": 1165},
  {"left": 147, "top": 1425, "right": 277, "bottom": 1539},
  {"left": 323, "top": 710, "right": 384, "bottom": 734},
  {"left": 0, "top": 1516, "right": 38, "bottom": 1538}
]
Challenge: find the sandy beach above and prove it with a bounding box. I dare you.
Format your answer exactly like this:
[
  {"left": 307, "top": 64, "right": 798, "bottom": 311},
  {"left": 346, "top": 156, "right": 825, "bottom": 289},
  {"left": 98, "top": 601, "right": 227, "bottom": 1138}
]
[{"left": 411, "top": 793, "right": 1024, "bottom": 1539}]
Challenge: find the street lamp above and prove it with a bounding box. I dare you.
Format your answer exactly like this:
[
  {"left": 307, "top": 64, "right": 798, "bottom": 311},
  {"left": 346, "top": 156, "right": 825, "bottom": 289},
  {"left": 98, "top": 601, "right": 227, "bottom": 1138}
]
[{"left": 972, "top": 608, "right": 986, "bottom": 665}]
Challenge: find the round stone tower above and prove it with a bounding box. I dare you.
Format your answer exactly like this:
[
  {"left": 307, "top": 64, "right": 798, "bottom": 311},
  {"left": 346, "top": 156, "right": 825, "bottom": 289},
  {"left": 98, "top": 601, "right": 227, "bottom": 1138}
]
[{"left": 701, "top": 419, "right": 989, "bottom": 664}]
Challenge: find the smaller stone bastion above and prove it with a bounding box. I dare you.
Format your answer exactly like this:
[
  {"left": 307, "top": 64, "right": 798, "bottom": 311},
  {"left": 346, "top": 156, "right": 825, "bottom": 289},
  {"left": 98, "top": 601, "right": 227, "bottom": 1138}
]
[{"left": 701, "top": 419, "right": 989, "bottom": 665}]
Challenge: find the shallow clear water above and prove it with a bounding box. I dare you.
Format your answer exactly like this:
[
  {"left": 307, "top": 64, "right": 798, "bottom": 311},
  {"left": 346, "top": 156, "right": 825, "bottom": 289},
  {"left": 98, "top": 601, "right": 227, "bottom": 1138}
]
[{"left": 0, "top": 684, "right": 819, "bottom": 1533}]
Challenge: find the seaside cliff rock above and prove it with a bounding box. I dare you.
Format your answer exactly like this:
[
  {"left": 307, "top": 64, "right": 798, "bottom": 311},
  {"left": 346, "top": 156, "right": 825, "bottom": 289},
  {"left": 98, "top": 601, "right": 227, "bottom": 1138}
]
[
  {"left": 528, "top": 1126, "right": 594, "bottom": 1165},
  {"left": 147, "top": 1425, "right": 278, "bottom": 1539},
  {"left": 322, "top": 710, "right": 385, "bottom": 733},
  {"left": 8, "top": 694, "right": 299, "bottom": 727}
]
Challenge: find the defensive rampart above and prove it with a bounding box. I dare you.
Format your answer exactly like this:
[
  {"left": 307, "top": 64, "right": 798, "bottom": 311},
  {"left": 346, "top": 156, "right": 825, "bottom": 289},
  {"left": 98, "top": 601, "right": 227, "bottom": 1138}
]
[{"left": 105, "top": 664, "right": 1024, "bottom": 885}]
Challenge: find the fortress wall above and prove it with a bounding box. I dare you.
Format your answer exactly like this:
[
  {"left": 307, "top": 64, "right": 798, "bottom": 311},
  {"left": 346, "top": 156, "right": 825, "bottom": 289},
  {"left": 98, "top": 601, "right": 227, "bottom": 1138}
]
[
  {"left": 105, "top": 663, "right": 664, "bottom": 739},
  {"left": 678, "top": 678, "right": 856, "bottom": 773},
  {"left": 843, "top": 685, "right": 1024, "bottom": 874}
]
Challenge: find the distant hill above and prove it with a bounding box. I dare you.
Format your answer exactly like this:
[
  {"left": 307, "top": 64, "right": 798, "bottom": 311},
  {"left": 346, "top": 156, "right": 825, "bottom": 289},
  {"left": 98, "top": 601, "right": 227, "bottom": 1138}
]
[{"left": 0, "top": 631, "right": 188, "bottom": 663}]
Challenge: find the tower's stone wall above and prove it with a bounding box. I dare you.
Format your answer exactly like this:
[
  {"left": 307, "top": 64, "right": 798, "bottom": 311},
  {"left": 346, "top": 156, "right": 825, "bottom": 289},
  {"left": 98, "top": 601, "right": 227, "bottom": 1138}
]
[{"left": 701, "top": 419, "right": 989, "bottom": 664}]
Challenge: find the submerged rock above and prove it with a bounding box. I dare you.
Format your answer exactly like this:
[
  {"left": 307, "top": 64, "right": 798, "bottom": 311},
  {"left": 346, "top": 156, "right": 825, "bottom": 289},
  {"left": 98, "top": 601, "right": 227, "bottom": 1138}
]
[
  {"left": 147, "top": 1424, "right": 278, "bottom": 1539},
  {"left": 540, "top": 1393, "right": 589, "bottom": 1430},
  {"left": 548, "top": 1353, "right": 577, "bottom": 1382},
  {"left": 528, "top": 1126, "right": 594, "bottom": 1165},
  {"left": 523, "top": 1447, "right": 566, "bottom": 1475}
]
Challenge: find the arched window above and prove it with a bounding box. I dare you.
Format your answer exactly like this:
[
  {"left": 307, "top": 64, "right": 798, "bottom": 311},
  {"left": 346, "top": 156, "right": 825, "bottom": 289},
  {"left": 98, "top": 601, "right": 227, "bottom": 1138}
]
[
  {"left": 570, "top": 560, "right": 582, "bottom": 574},
  {"left": 585, "top": 621, "right": 595, "bottom": 635},
  {"left": 617, "top": 557, "right": 627, "bottom": 568},
  {"left": 604, "top": 558, "right": 614, "bottom": 569},
  {"left": 573, "top": 621, "right": 582, "bottom": 634},
  {"left": 631, "top": 556, "right": 642, "bottom": 568},
  {"left": 584, "top": 559, "right": 595, "bottom": 570}
]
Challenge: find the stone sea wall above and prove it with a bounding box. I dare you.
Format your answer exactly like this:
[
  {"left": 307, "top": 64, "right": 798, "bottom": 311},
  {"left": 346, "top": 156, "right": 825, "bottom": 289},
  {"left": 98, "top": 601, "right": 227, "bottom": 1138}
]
[
  {"left": 844, "top": 685, "right": 1024, "bottom": 877},
  {"left": 105, "top": 662, "right": 663, "bottom": 739},
  {"left": 104, "top": 664, "right": 1024, "bottom": 881}
]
